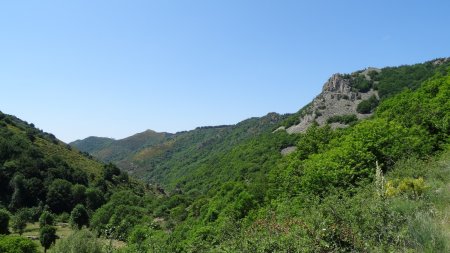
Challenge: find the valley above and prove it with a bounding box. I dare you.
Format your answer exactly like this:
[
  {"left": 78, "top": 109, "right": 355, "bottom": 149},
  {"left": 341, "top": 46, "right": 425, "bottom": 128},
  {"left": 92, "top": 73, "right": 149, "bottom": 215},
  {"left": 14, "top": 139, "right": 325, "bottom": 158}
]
[{"left": 1, "top": 58, "right": 450, "bottom": 252}]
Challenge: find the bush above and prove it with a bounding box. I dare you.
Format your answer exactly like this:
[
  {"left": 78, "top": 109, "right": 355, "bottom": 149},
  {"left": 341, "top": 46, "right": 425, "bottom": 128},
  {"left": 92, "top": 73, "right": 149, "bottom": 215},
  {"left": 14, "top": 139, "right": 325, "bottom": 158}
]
[
  {"left": 326, "top": 114, "right": 358, "bottom": 125},
  {"left": 0, "top": 235, "right": 38, "bottom": 253},
  {"left": 50, "top": 229, "right": 103, "bottom": 253},
  {"left": 357, "top": 95, "right": 379, "bottom": 114}
]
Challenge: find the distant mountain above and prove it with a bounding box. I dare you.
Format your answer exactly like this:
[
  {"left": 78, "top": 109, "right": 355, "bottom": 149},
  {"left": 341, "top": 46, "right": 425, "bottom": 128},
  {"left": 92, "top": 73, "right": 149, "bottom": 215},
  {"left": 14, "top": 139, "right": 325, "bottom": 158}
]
[
  {"left": 71, "top": 130, "right": 172, "bottom": 162},
  {"left": 71, "top": 113, "right": 287, "bottom": 190}
]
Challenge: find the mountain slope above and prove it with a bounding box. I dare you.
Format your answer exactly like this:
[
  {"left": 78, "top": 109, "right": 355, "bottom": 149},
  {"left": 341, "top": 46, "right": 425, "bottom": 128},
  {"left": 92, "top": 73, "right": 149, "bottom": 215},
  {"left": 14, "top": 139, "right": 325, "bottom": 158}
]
[
  {"left": 72, "top": 113, "right": 288, "bottom": 190},
  {"left": 71, "top": 130, "right": 172, "bottom": 163},
  {"left": 0, "top": 111, "right": 145, "bottom": 213},
  {"left": 282, "top": 58, "right": 450, "bottom": 133},
  {"left": 104, "top": 59, "right": 450, "bottom": 252}
]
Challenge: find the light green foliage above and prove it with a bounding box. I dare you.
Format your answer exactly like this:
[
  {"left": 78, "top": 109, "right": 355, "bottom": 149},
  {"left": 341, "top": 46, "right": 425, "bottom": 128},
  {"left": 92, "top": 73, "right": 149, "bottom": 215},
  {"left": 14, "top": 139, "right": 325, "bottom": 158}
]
[
  {"left": 50, "top": 229, "right": 103, "bottom": 253},
  {"left": 91, "top": 191, "right": 152, "bottom": 241},
  {"left": 0, "top": 235, "right": 38, "bottom": 253},
  {"left": 386, "top": 177, "right": 426, "bottom": 198}
]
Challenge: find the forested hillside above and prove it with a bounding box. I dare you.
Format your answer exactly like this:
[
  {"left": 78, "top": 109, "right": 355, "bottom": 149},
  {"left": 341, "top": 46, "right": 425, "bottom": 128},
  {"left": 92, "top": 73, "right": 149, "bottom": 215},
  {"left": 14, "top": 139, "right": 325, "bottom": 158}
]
[
  {"left": 0, "top": 112, "right": 154, "bottom": 252},
  {"left": 72, "top": 113, "right": 287, "bottom": 191},
  {"left": 66, "top": 58, "right": 450, "bottom": 252},
  {"left": 1, "top": 58, "right": 449, "bottom": 252}
]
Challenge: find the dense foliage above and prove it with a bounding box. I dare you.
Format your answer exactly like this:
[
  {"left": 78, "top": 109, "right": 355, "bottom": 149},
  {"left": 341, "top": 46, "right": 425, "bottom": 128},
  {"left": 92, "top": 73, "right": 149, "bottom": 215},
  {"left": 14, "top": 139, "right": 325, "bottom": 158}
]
[
  {"left": 115, "top": 63, "right": 450, "bottom": 251},
  {"left": 1, "top": 59, "right": 449, "bottom": 252},
  {"left": 0, "top": 235, "right": 38, "bottom": 253}
]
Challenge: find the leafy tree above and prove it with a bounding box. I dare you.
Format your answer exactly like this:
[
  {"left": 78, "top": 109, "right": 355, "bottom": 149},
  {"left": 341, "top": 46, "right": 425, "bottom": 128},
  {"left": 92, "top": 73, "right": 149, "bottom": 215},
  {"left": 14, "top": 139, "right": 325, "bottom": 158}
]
[
  {"left": 357, "top": 95, "right": 379, "bottom": 114},
  {"left": 9, "top": 174, "right": 26, "bottom": 211},
  {"left": 40, "top": 225, "right": 57, "bottom": 253},
  {"left": 0, "top": 235, "right": 38, "bottom": 253},
  {"left": 39, "top": 211, "right": 55, "bottom": 228},
  {"left": 70, "top": 204, "right": 89, "bottom": 230},
  {"left": 46, "top": 179, "right": 73, "bottom": 213},
  {"left": 0, "top": 209, "right": 10, "bottom": 235},
  {"left": 72, "top": 184, "right": 86, "bottom": 206},
  {"left": 103, "top": 163, "right": 121, "bottom": 181},
  {"left": 11, "top": 209, "right": 29, "bottom": 235},
  {"left": 85, "top": 188, "right": 105, "bottom": 211}
]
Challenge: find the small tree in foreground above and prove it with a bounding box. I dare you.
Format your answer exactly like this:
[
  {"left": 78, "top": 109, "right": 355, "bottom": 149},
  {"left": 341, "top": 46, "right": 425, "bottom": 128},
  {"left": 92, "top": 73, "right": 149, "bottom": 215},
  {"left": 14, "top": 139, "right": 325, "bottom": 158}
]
[{"left": 40, "top": 225, "right": 57, "bottom": 253}]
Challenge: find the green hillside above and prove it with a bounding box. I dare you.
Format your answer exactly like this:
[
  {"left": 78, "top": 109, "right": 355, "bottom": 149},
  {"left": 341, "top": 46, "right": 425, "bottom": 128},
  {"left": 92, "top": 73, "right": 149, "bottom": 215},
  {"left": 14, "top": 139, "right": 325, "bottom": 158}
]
[
  {"left": 72, "top": 113, "right": 287, "bottom": 191},
  {"left": 113, "top": 59, "right": 450, "bottom": 252},
  {"left": 0, "top": 112, "right": 155, "bottom": 252},
  {"left": 2, "top": 58, "right": 449, "bottom": 252},
  {"left": 71, "top": 130, "right": 171, "bottom": 163}
]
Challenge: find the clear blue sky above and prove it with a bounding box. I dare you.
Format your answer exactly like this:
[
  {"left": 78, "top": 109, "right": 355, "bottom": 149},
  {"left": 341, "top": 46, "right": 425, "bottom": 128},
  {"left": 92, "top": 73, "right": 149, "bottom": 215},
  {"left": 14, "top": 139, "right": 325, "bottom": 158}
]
[{"left": 1, "top": 1, "right": 449, "bottom": 142}]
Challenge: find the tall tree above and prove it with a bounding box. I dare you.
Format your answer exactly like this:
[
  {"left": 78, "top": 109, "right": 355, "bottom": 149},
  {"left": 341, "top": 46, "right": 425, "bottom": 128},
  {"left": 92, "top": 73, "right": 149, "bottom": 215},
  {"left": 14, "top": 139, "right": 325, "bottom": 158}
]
[
  {"left": 46, "top": 179, "right": 73, "bottom": 213},
  {"left": 9, "top": 174, "right": 26, "bottom": 211},
  {"left": 40, "top": 225, "right": 57, "bottom": 253},
  {"left": 0, "top": 209, "right": 10, "bottom": 234}
]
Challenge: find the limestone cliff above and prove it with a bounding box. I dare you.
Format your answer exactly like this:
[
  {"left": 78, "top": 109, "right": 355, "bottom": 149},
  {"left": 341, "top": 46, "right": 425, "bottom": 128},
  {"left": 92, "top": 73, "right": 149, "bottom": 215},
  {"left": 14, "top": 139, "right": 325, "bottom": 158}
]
[{"left": 286, "top": 68, "right": 380, "bottom": 134}]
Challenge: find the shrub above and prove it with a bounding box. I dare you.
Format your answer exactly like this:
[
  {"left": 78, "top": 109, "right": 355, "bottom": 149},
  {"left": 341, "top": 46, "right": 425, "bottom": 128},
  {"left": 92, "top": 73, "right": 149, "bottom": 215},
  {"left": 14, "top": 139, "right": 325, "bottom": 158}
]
[
  {"left": 326, "top": 114, "right": 358, "bottom": 125},
  {"left": 50, "top": 229, "right": 102, "bottom": 253},
  {"left": 0, "top": 235, "right": 38, "bottom": 253},
  {"left": 357, "top": 95, "right": 379, "bottom": 114}
]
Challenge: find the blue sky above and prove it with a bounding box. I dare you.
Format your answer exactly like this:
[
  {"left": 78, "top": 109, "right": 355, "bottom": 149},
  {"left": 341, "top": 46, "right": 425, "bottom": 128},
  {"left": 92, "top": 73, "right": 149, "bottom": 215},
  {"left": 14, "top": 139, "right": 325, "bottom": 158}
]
[{"left": 1, "top": 1, "right": 449, "bottom": 142}]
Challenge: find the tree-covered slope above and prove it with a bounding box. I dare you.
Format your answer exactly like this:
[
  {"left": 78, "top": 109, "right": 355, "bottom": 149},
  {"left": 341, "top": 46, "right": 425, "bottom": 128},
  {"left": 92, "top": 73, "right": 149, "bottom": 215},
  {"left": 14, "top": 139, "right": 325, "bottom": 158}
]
[
  {"left": 111, "top": 60, "right": 450, "bottom": 252},
  {"left": 59, "top": 58, "right": 450, "bottom": 252},
  {"left": 0, "top": 110, "right": 147, "bottom": 216},
  {"left": 73, "top": 113, "right": 287, "bottom": 191},
  {"left": 71, "top": 130, "right": 172, "bottom": 163}
]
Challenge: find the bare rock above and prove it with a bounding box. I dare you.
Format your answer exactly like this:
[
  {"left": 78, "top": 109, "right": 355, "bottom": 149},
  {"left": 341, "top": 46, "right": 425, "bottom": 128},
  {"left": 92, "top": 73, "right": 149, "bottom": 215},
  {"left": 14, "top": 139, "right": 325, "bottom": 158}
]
[
  {"left": 287, "top": 71, "right": 378, "bottom": 134},
  {"left": 281, "top": 146, "right": 297, "bottom": 156}
]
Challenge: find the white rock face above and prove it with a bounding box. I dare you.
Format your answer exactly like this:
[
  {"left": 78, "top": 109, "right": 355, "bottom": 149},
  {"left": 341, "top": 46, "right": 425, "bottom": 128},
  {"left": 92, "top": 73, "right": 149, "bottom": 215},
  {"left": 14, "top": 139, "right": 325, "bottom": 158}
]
[{"left": 287, "top": 71, "right": 379, "bottom": 134}]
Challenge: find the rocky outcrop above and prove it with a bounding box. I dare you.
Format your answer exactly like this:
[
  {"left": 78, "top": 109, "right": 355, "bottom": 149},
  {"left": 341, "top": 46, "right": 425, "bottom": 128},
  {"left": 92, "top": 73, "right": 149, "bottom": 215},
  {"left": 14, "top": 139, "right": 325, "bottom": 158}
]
[{"left": 287, "top": 69, "right": 379, "bottom": 134}]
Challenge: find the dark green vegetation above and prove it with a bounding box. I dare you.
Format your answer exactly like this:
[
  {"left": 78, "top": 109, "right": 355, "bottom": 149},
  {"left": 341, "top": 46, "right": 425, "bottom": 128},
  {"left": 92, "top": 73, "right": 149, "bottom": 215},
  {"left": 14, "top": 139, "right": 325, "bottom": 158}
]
[
  {"left": 326, "top": 114, "right": 358, "bottom": 125},
  {"left": 1, "top": 58, "right": 449, "bottom": 252},
  {"left": 0, "top": 111, "right": 151, "bottom": 251}
]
